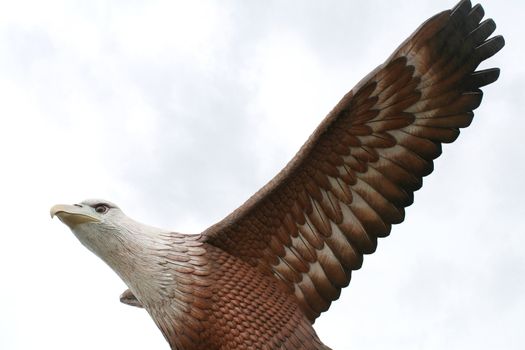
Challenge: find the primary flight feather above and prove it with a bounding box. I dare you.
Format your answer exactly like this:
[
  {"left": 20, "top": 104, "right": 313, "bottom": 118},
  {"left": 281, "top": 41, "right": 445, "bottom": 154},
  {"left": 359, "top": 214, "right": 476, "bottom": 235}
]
[{"left": 51, "top": 1, "right": 504, "bottom": 349}]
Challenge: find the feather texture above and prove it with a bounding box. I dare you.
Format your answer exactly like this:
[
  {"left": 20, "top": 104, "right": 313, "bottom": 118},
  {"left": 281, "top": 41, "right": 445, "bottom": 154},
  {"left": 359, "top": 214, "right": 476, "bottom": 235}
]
[{"left": 203, "top": 0, "right": 503, "bottom": 323}]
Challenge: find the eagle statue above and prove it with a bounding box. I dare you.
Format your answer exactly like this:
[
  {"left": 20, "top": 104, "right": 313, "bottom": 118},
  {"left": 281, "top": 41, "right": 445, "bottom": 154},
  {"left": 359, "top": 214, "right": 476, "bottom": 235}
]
[{"left": 51, "top": 1, "right": 504, "bottom": 349}]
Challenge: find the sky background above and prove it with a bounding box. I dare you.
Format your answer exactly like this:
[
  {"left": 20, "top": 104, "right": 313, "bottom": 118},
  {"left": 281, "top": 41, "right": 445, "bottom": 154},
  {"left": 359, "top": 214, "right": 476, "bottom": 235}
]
[{"left": 0, "top": 0, "right": 523, "bottom": 349}]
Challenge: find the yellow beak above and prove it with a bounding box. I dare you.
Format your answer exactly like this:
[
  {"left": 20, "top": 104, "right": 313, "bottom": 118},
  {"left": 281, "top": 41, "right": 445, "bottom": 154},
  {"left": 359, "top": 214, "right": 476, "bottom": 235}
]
[{"left": 50, "top": 204, "right": 100, "bottom": 228}]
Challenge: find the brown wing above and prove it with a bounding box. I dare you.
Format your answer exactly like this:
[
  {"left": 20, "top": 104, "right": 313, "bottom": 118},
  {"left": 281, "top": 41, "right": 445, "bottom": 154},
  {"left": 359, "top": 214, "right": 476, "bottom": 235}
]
[{"left": 202, "top": 0, "right": 504, "bottom": 322}]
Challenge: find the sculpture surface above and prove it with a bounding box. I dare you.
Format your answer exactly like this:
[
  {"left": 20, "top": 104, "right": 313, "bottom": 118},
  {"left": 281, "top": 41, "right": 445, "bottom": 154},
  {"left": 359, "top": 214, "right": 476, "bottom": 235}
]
[{"left": 51, "top": 1, "right": 504, "bottom": 349}]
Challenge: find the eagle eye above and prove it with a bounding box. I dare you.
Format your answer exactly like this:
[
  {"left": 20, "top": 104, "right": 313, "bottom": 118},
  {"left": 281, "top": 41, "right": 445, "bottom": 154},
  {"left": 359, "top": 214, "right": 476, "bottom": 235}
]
[{"left": 95, "top": 204, "right": 109, "bottom": 214}]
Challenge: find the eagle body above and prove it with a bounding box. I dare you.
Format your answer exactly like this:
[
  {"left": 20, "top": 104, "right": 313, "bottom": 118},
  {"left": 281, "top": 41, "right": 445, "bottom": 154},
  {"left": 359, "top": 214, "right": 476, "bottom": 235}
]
[
  {"left": 51, "top": 1, "right": 504, "bottom": 349},
  {"left": 146, "top": 237, "right": 327, "bottom": 349}
]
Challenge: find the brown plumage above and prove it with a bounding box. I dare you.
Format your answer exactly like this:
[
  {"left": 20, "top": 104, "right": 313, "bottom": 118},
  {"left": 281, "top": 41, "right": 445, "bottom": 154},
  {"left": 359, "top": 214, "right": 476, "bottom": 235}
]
[{"left": 51, "top": 1, "right": 504, "bottom": 349}]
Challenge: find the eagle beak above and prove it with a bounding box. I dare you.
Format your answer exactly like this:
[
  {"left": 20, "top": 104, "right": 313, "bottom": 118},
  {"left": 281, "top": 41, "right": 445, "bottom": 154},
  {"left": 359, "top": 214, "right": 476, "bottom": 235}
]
[{"left": 50, "top": 204, "right": 100, "bottom": 228}]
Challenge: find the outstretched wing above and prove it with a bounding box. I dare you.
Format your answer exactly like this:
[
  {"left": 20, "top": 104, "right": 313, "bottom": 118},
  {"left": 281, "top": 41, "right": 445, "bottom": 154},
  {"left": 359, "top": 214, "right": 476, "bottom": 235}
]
[{"left": 202, "top": 0, "right": 504, "bottom": 322}]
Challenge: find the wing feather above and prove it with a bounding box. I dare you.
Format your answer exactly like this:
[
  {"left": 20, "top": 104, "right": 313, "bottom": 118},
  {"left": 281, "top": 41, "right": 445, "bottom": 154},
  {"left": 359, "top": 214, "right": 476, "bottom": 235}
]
[{"left": 202, "top": 0, "right": 503, "bottom": 322}]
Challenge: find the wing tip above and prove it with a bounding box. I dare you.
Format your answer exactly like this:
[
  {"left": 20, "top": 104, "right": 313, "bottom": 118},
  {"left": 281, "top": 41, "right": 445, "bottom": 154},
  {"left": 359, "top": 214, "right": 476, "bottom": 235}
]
[
  {"left": 469, "top": 67, "right": 500, "bottom": 88},
  {"left": 476, "top": 35, "right": 505, "bottom": 62},
  {"left": 451, "top": 0, "right": 472, "bottom": 17},
  {"left": 469, "top": 3, "right": 485, "bottom": 20}
]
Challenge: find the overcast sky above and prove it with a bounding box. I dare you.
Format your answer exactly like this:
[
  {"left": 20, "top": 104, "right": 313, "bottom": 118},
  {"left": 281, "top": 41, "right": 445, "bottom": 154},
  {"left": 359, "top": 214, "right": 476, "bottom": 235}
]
[{"left": 0, "top": 0, "right": 523, "bottom": 349}]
